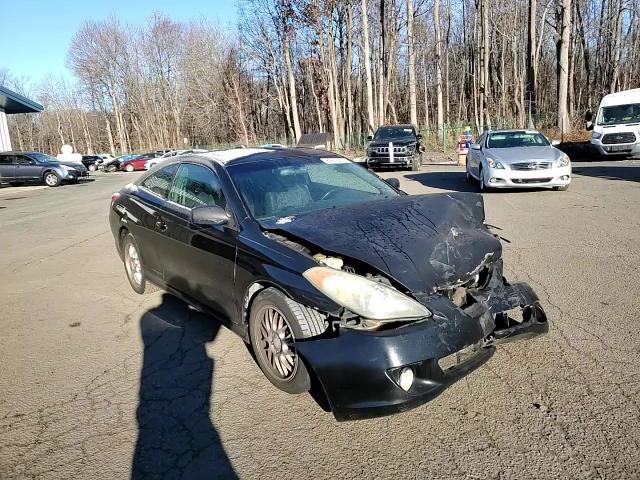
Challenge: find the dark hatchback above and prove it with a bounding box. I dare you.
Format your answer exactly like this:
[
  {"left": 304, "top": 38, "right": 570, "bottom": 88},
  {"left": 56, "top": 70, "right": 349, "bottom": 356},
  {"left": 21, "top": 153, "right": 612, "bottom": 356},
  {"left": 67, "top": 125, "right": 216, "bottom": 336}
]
[{"left": 110, "top": 148, "right": 548, "bottom": 421}]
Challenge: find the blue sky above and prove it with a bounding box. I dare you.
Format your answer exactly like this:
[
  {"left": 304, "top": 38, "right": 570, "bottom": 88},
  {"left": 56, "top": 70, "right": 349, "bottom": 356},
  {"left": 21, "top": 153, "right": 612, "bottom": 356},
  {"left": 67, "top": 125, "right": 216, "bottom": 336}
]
[{"left": 0, "top": 0, "right": 238, "bottom": 86}]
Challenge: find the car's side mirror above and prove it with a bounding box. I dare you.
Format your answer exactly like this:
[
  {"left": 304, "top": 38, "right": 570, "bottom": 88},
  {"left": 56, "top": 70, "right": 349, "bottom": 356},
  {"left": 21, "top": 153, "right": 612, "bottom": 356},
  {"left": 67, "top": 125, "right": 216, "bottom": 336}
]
[
  {"left": 416, "top": 134, "right": 423, "bottom": 140},
  {"left": 191, "top": 205, "right": 229, "bottom": 226},
  {"left": 385, "top": 178, "right": 401, "bottom": 189},
  {"left": 586, "top": 121, "right": 594, "bottom": 131},
  {"left": 551, "top": 140, "right": 561, "bottom": 146},
  {"left": 471, "top": 144, "right": 482, "bottom": 151},
  {"left": 366, "top": 135, "right": 373, "bottom": 141},
  {"left": 584, "top": 110, "right": 593, "bottom": 121}
]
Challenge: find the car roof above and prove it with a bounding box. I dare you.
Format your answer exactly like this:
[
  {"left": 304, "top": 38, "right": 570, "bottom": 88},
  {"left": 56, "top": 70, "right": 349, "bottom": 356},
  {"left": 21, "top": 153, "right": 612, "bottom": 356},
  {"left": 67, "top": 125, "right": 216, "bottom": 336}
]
[
  {"left": 485, "top": 129, "right": 542, "bottom": 134},
  {"left": 195, "top": 147, "right": 345, "bottom": 168},
  {"left": 378, "top": 124, "right": 415, "bottom": 129}
]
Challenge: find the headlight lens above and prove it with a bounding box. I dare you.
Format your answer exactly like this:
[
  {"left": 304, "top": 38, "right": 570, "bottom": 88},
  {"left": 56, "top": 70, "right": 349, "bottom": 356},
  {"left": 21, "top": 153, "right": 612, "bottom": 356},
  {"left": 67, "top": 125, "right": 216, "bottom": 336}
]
[
  {"left": 591, "top": 131, "right": 603, "bottom": 140},
  {"left": 558, "top": 154, "right": 570, "bottom": 167},
  {"left": 303, "top": 267, "right": 431, "bottom": 321},
  {"left": 486, "top": 158, "right": 505, "bottom": 169}
]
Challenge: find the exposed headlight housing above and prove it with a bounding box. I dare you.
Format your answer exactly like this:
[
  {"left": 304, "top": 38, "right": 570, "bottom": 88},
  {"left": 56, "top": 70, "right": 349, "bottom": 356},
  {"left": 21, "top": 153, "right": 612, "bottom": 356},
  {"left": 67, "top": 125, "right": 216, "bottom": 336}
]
[
  {"left": 558, "top": 154, "right": 571, "bottom": 167},
  {"left": 486, "top": 158, "right": 505, "bottom": 169},
  {"left": 591, "top": 131, "right": 603, "bottom": 140},
  {"left": 303, "top": 267, "right": 431, "bottom": 321}
]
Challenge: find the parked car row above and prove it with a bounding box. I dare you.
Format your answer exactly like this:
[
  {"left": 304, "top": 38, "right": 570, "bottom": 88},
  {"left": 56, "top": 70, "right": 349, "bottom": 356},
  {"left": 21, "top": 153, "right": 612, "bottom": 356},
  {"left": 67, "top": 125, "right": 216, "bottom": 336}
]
[{"left": 0, "top": 151, "right": 90, "bottom": 187}]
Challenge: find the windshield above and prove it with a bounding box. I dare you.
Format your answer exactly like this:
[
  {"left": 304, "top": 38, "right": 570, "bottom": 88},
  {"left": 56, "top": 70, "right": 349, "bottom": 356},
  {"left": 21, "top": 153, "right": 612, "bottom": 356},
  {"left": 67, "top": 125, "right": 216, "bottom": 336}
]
[
  {"left": 597, "top": 103, "right": 640, "bottom": 126},
  {"left": 227, "top": 157, "right": 399, "bottom": 222},
  {"left": 374, "top": 126, "right": 416, "bottom": 141},
  {"left": 29, "top": 152, "right": 59, "bottom": 164},
  {"left": 487, "top": 132, "right": 550, "bottom": 148}
]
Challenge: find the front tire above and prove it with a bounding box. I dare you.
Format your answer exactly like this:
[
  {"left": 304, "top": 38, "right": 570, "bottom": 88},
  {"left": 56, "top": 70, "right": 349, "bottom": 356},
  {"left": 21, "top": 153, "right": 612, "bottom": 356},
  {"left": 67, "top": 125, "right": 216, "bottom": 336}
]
[
  {"left": 44, "top": 171, "right": 61, "bottom": 187},
  {"left": 249, "top": 288, "right": 326, "bottom": 394},
  {"left": 107, "top": 164, "right": 117, "bottom": 173},
  {"left": 88, "top": 164, "right": 97, "bottom": 172},
  {"left": 554, "top": 185, "right": 569, "bottom": 191},
  {"left": 411, "top": 154, "right": 421, "bottom": 171},
  {"left": 478, "top": 166, "right": 486, "bottom": 192}
]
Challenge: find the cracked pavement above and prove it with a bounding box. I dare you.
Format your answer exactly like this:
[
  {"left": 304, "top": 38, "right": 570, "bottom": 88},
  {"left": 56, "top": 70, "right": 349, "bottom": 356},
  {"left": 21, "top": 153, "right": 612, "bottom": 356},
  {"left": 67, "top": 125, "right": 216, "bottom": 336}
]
[{"left": 1, "top": 162, "right": 639, "bottom": 479}]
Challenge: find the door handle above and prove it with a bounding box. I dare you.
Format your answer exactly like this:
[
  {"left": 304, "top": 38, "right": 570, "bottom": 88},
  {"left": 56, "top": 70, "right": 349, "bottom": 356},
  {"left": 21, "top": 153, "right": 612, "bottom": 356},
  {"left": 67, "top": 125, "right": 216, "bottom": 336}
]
[{"left": 155, "top": 219, "right": 167, "bottom": 231}]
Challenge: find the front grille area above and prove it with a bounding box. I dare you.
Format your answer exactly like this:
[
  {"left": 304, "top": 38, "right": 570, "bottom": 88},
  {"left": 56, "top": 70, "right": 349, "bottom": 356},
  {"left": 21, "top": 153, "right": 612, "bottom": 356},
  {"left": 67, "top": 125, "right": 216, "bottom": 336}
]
[
  {"left": 602, "top": 132, "right": 636, "bottom": 144},
  {"left": 512, "top": 178, "right": 552, "bottom": 184},
  {"left": 511, "top": 161, "right": 552, "bottom": 171},
  {"left": 374, "top": 145, "right": 410, "bottom": 154}
]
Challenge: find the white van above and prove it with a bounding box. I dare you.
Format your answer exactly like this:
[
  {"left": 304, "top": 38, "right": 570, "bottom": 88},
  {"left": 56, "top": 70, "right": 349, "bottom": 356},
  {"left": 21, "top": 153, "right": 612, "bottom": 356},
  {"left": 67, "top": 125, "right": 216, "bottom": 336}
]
[{"left": 589, "top": 88, "right": 640, "bottom": 157}]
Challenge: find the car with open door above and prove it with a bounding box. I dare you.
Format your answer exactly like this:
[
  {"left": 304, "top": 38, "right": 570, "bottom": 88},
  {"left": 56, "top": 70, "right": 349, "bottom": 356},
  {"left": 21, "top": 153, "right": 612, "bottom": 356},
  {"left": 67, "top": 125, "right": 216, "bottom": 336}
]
[
  {"left": 110, "top": 148, "right": 548, "bottom": 421},
  {"left": 466, "top": 129, "right": 572, "bottom": 191}
]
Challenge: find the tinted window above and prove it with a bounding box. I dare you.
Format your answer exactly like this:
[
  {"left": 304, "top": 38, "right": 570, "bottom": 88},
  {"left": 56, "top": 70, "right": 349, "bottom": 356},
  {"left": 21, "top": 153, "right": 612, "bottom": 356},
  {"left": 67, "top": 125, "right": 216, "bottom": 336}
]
[
  {"left": 140, "top": 164, "right": 178, "bottom": 198},
  {"left": 373, "top": 126, "right": 416, "bottom": 141},
  {"left": 168, "top": 164, "right": 226, "bottom": 209},
  {"left": 29, "top": 152, "right": 59, "bottom": 163},
  {"left": 228, "top": 157, "right": 398, "bottom": 221},
  {"left": 15, "top": 155, "right": 34, "bottom": 165},
  {"left": 0, "top": 155, "right": 12, "bottom": 165},
  {"left": 487, "top": 132, "right": 549, "bottom": 148}
]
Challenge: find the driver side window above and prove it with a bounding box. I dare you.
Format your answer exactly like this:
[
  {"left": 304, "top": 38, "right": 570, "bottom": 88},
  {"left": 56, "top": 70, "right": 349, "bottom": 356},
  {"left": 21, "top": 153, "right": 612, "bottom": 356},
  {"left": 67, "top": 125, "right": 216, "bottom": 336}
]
[{"left": 168, "top": 164, "right": 226, "bottom": 210}]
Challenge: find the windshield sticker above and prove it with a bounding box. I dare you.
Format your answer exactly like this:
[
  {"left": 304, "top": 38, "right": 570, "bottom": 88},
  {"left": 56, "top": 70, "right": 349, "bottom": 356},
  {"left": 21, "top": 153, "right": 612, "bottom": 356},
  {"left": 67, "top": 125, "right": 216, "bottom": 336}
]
[
  {"left": 320, "top": 157, "right": 350, "bottom": 164},
  {"left": 276, "top": 216, "right": 295, "bottom": 224}
]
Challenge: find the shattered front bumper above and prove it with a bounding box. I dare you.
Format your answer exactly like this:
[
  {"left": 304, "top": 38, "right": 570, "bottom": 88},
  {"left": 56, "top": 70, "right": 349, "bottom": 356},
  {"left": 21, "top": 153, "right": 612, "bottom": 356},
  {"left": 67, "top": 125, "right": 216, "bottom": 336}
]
[{"left": 295, "top": 261, "right": 548, "bottom": 421}]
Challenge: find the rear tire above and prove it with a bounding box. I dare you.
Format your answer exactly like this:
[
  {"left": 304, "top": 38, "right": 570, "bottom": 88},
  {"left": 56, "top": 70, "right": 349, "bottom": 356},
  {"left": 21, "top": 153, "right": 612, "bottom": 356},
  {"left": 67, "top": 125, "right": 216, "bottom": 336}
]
[
  {"left": 107, "top": 164, "right": 117, "bottom": 173},
  {"left": 43, "top": 171, "right": 61, "bottom": 187},
  {"left": 88, "top": 164, "right": 97, "bottom": 172},
  {"left": 554, "top": 185, "right": 569, "bottom": 191},
  {"left": 249, "top": 288, "right": 327, "bottom": 394},
  {"left": 125, "top": 164, "right": 134, "bottom": 172},
  {"left": 122, "top": 233, "right": 156, "bottom": 294}
]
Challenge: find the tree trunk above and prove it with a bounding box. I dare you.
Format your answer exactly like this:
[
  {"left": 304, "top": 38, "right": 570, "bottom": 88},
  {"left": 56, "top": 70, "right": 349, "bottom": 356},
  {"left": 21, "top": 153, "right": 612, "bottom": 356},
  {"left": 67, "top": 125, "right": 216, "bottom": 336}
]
[
  {"left": 434, "top": 0, "right": 444, "bottom": 143},
  {"left": 361, "top": 0, "right": 376, "bottom": 134},
  {"left": 527, "top": 0, "right": 537, "bottom": 127},
  {"left": 407, "top": 0, "right": 417, "bottom": 126},
  {"left": 557, "top": 0, "right": 572, "bottom": 136}
]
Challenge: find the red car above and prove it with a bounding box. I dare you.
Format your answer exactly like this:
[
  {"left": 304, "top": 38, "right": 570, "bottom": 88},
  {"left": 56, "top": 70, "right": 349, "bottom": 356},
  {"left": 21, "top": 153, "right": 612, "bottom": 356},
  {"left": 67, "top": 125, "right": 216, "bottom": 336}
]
[{"left": 120, "top": 154, "right": 152, "bottom": 172}]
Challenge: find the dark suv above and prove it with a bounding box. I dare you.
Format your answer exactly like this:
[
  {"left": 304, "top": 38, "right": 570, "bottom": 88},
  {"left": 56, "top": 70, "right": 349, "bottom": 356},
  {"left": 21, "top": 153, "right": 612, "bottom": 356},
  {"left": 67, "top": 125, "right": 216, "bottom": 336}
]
[
  {"left": 0, "top": 151, "right": 87, "bottom": 187},
  {"left": 366, "top": 124, "right": 424, "bottom": 171}
]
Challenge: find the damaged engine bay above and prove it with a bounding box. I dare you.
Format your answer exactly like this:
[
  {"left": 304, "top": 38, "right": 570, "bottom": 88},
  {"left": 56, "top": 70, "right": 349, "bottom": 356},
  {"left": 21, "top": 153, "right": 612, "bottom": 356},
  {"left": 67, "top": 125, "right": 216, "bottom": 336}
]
[{"left": 258, "top": 192, "right": 548, "bottom": 420}]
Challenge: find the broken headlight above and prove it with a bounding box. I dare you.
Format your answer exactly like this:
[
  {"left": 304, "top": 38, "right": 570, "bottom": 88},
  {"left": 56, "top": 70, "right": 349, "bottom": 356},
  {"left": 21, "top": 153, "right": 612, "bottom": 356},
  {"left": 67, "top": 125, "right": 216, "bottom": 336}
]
[{"left": 303, "top": 267, "right": 431, "bottom": 321}]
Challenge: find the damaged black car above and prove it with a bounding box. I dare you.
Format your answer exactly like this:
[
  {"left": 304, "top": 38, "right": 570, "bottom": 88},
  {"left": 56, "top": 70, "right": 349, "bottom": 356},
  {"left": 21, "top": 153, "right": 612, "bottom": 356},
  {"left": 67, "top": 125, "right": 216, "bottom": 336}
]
[{"left": 110, "top": 148, "right": 548, "bottom": 421}]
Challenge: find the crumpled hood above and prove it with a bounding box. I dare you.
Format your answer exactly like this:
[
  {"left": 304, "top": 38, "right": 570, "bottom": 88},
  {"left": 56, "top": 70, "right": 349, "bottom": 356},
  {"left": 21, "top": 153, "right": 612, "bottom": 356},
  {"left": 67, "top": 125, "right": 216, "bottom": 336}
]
[
  {"left": 266, "top": 193, "right": 502, "bottom": 293},
  {"left": 487, "top": 146, "right": 561, "bottom": 164}
]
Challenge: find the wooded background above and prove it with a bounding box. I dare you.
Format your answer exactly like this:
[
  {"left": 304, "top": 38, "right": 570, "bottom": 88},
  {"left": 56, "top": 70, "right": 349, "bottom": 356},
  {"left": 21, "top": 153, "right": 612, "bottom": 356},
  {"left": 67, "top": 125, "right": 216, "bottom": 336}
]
[{"left": 2, "top": 0, "right": 639, "bottom": 155}]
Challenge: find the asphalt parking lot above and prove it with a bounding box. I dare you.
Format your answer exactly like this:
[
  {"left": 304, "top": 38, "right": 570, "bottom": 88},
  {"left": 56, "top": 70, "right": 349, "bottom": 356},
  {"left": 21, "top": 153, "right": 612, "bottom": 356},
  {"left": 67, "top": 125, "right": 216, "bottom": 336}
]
[{"left": 1, "top": 161, "right": 639, "bottom": 479}]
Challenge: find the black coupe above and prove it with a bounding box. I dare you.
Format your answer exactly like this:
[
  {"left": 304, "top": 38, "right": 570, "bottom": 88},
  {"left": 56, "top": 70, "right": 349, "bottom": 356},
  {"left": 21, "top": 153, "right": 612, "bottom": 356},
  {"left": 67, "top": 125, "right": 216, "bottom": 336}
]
[{"left": 110, "top": 148, "right": 548, "bottom": 421}]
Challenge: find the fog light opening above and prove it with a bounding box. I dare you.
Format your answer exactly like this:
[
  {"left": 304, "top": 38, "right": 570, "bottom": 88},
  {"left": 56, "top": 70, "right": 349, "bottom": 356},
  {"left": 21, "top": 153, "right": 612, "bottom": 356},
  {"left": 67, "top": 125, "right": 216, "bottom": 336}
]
[
  {"left": 490, "top": 177, "right": 500, "bottom": 183},
  {"left": 399, "top": 367, "right": 414, "bottom": 392},
  {"left": 561, "top": 175, "right": 570, "bottom": 181}
]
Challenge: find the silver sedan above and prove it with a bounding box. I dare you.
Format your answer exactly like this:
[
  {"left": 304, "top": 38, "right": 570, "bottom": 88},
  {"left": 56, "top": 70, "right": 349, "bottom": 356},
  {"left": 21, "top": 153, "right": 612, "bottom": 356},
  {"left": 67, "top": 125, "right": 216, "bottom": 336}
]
[{"left": 466, "top": 129, "right": 572, "bottom": 191}]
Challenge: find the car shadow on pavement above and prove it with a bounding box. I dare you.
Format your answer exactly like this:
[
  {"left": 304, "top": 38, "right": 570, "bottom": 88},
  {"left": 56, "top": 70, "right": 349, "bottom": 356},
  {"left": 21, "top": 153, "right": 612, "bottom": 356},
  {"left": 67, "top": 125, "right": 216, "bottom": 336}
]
[
  {"left": 132, "top": 293, "right": 237, "bottom": 480},
  {"left": 573, "top": 164, "right": 640, "bottom": 183},
  {"left": 405, "top": 171, "right": 480, "bottom": 192}
]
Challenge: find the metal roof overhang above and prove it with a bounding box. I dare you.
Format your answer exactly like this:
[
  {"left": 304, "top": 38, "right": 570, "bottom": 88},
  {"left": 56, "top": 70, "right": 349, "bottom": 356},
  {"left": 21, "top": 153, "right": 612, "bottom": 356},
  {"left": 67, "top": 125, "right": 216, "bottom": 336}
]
[{"left": 0, "top": 85, "right": 43, "bottom": 114}]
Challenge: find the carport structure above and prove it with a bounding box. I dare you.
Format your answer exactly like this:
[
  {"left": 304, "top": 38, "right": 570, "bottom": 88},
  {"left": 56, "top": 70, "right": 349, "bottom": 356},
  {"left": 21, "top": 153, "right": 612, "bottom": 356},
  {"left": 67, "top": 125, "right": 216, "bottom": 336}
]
[{"left": 0, "top": 85, "right": 43, "bottom": 152}]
